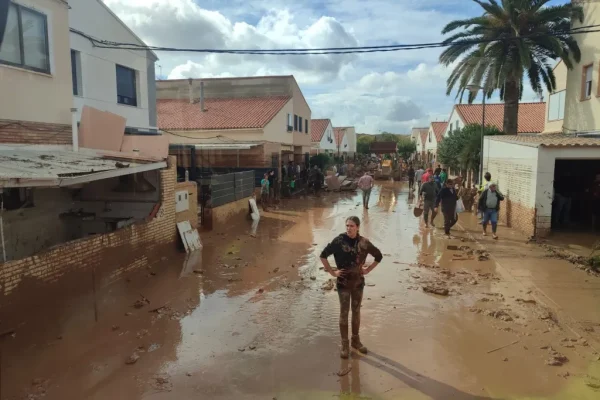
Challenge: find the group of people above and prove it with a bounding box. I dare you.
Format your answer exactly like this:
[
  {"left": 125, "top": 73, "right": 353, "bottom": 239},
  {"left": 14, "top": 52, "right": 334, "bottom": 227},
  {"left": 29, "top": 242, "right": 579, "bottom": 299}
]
[{"left": 407, "top": 164, "right": 505, "bottom": 239}]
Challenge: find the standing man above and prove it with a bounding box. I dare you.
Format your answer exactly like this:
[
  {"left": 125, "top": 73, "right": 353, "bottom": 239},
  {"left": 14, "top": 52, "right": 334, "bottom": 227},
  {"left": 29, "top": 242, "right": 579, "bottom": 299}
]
[
  {"left": 415, "top": 165, "right": 425, "bottom": 193},
  {"left": 407, "top": 164, "right": 415, "bottom": 191},
  {"left": 478, "top": 182, "right": 504, "bottom": 239},
  {"left": 419, "top": 174, "right": 439, "bottom": 228},
  {"left": 268, "top": 170, "right": 275, "bottom": 202},
  {"left": 357, "top": 172, "right": 375, "bottom": 209},
  {"left": 435, "top": 179, "right": 459, "bottom": 238}
]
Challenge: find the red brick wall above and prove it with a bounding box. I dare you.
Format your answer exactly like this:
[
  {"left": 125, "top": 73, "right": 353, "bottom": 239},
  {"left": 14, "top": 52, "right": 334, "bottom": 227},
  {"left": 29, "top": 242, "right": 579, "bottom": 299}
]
[
  {"left": 0, "top": 157, "right": 177, "bottom": 297},
  {"left": 0, "top": 119, "right": 72, "bottom": 145},
  {"left": 499, "top": 198, "right": 536, "bottom": 237}
]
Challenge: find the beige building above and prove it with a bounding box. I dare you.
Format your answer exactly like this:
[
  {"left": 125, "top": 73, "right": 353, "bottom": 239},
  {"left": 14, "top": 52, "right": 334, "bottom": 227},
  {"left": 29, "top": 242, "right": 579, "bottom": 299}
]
[
  {"left": 0, "top": 0, "right": 72, "bottom": 126},
  {"left": 562, "top": 0, "right": 600, "bottom": 135},
  {"left": 543, "top": 61, "right": 567, "bottom": 134},
  {"left": 157, "top": 76, "right": 312, "bottom": 172}
]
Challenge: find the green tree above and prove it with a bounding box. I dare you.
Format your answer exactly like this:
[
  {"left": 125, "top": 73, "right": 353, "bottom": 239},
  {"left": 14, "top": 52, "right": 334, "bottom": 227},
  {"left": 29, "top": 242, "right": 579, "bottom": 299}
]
[
  {"left": 440, "top": 0, "right": 583, "bottom": 135},
  {"left": 357, "top": 135, "right": 375, "bottom": 154},
  {"left": 309, "top": 153, "right": 331, "bottom": 170},
  {"left": 437, "top": 124, "right": 502, "bottom": 173},
  {"left": 396, "top": 137, "right": 417, "bottom": 160}
]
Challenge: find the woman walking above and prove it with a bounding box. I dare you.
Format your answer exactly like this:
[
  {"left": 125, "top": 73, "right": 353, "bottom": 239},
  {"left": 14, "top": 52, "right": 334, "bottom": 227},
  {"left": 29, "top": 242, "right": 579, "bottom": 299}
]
[{"left": 320, "top": 216, "right": 383, "bottom": 358}]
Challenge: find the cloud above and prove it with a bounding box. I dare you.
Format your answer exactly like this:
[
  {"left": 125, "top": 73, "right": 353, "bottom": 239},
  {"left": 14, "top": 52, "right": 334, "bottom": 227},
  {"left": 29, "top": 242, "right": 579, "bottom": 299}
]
[{"left": 101, "top": 0, "right": 541, "bottom": 134}]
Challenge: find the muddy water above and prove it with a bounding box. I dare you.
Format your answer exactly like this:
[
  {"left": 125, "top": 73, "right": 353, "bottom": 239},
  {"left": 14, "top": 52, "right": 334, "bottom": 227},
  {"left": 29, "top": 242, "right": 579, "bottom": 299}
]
[{"left": 1, "top": 182, "right": 599, "bottom": 400}]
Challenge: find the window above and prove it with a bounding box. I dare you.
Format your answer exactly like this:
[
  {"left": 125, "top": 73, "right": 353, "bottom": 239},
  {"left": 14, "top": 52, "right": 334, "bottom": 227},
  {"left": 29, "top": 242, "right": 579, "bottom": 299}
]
[
  {"left": 428, "top": 132, "right": 432, "bottom": 142},
  {"left": 71, "top": 50, "right": 82, "bottom": 96},
  {"left": 547, "top": 90, "right": 565, "bottom": 121},
  {"left": 582, "top": 64, "right": 593, "bottom": 100},
  {"left": 455, "top": 121, "right": 459, "bottom": 131},
  {"left": 294, "top": 114, "right": 298, "bottom": 131},
  {"left": 305, "top": 121, "right": 308, "bottom": 134},
  {"left": 299, "top": 117, "right": 303, "bottom": 132},
  {"left": 0, "top": 3, "right": 50, "bottom": 73},
  {"left": 116, "top": 65, "right": 137, "bottom": 106}
]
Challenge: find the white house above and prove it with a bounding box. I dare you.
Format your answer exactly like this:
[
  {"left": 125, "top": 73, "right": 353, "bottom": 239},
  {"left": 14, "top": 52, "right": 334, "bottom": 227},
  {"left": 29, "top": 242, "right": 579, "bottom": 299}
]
[
  {"left": 339, "top": 126, "right": 357, "bottom": 156},
  {"left": 69, "top": 0, "right": 158, "bottom": 131},
  {"left": 442, "top": 103, "right": 545, "bottom": 137},
  {"left": 311, "top": 119, "right": 336, "bottom": 154},
  {"left": 334, "top": 127, "right": 350, "bottom": 157},
  {"left": 425, "top": 121, "right": 448, "bottom": 165}
]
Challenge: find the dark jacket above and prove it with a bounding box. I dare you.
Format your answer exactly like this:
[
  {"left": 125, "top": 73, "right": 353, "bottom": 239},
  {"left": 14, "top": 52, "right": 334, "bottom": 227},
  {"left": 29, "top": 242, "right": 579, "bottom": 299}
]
[
  {"left": 478, "top": 189, "right": 505, "bottom": 211},
  {"left": 420, "top": 181, "right": 439, "bottom": 203},
  {"left": 435, "top": 187, "right": 458, "bottom": 212}
]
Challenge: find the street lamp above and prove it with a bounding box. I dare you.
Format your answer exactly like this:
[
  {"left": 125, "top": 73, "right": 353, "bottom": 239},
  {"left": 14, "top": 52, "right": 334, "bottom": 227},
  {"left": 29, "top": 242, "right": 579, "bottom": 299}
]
[{"left": 466, "top": 84, "right": 486, "bottom": 186}]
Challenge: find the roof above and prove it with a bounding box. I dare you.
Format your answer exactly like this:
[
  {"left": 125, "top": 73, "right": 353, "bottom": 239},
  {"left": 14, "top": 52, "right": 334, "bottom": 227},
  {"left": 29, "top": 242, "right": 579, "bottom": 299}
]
[
  {"left": 157, "top": 96, "right": 291, "bottom": 131},
  {"left": 411, "top": 127, "right": 429, "bottom": 140},
  {"left": 419, "top": 130, "right": 428, "bottom": 146},
  {"left": 0, "top": 147, "right": 166, "bottom": 188},
  {"left": 370, "top": 141, "right": 398, "bottom": 154},
  {"left": 488, "top": 134, "right": 600, "bottom": 148},
  {"left": 455, "top": 102, "right": 545, "bottom": 134},
  {"left": 333, "top": 127, "right": 346, "bottom": 146},
  {"left": 431, "top": 122, "right": 448, "bottom": 143},
  {"left": 311, "top": 119, "right": 331, "bottom": 142}
]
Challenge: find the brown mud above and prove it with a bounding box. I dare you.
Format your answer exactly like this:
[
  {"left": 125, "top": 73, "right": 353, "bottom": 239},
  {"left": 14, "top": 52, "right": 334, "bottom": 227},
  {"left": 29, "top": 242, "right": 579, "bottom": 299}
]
[{"left": 0, "top": 182, "right": 599, "bottom": 400}]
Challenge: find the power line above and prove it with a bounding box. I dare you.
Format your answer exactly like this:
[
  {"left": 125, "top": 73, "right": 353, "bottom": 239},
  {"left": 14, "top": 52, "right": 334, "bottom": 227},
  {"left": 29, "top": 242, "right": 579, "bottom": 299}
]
[{"left": 70, "top": 25, "right": 600, "bottom": 56}]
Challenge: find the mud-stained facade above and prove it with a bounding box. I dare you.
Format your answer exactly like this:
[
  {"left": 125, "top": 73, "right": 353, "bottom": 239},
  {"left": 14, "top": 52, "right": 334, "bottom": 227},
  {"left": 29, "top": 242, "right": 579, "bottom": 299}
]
[{"left": 0, "top": 158, "right": 179, "bottom": 298}]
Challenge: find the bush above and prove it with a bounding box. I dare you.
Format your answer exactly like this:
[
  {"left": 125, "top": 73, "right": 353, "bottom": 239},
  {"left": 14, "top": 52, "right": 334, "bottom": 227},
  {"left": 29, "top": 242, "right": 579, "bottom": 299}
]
[{"left": 310, "top": 153, "right": 331, "bottom": 170}]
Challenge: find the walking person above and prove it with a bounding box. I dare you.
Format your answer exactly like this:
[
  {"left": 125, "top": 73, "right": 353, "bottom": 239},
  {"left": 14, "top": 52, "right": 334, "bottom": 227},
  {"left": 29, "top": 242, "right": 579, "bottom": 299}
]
[
  {"left": 415, "top": 166, "right": 425, "bottom": 193},
  {"left": 320, "top": 216, "right": 383, "bottom": 359},
  {"left": 268, "top": 170, "right": 276, "bottom": 202},
  {"left": 357, "top": 172, "right": 374, "bottom": 209},
  {"left": 260, "top": 173, "right": 270, "bottom": 211},
  {"left": 478, "top": 182, "right": 504, "bottom": 239},
  {"left": 419, "top": 174, "right": 439, "bottom": 228},
  {"left": 435, "top": 179, "right": 459, "bottom": 238},
  {"left": 407, "top": 164, "right": 415, "bottom": 191},
  {"left": 440, "top": 168, "right": 448, "bottom": 185}
]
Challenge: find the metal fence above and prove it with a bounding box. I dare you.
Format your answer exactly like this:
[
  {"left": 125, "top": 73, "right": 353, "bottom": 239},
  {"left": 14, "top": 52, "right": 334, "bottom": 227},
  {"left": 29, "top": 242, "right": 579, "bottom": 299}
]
[{"left": 201, "top": 171, "right": 255, "bottom": 208}]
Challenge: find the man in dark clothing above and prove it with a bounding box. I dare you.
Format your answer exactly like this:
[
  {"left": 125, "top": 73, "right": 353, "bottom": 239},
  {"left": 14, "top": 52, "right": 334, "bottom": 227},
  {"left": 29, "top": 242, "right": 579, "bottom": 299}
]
[
  {"left": 434, "top": 165, "right": 442, "bottom": 176},
  {"left": 419, "top": 174, "right": 439, "bottom": 228},
  {"left": 268, "top": 170, "right": 275, "bottom": 201},
  {"left": 407, "top": 165, "right": 415, "bottom": 191},
  {"left": 435, "top": 179, "right": 458, "bottom": 237},
  {"left": 478, "top": 182, "right": 504, "bottom": 239}
]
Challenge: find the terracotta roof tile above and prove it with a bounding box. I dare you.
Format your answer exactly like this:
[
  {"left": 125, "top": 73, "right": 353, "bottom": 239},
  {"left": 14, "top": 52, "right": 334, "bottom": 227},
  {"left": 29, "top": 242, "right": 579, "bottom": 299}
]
[
  {"left": 489, "top": 134, "right": 600, "bottom": 148},
  {"left": 431, "top": 121, "right": 448, "bottom": 143},
  {"left": 311, "top": 119, "right": 331, "bottom": 142},
  {"left": 157, "top": 96, "right": 290, "bottom": 131},
  {"left": 333, "top": 127, "right": 346, "bottom": 146},
  {"left": 455, "top": 102, "right": 545, "bottom": 134}
]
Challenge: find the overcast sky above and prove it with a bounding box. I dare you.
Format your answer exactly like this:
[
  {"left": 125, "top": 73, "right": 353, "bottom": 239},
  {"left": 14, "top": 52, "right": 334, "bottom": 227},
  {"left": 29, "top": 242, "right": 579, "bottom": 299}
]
[{"left": 103, "top": 0, "right": 569, "bottom": 134}]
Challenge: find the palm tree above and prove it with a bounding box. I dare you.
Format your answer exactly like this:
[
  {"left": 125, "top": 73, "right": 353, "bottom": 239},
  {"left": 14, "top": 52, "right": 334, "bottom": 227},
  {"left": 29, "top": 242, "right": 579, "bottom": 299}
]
[{"left": 440, "top": 0, "right": 583, "bottom": 135}]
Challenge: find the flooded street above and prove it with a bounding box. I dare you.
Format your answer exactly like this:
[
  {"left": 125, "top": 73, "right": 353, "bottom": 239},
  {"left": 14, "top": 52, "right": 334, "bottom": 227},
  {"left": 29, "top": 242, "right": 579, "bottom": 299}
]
[{"left": 1, "top": 181, "right": 599, "bottom": 400}]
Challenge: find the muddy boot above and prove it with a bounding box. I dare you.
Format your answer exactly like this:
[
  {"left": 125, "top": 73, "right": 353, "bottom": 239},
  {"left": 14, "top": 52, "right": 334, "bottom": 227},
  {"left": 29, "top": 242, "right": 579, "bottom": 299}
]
[
  {"left": 340, "top": 340, "right": 350, "bottom": 359},
  {"left": 351, "top": 335, "right": 368, "bottom": 354}
]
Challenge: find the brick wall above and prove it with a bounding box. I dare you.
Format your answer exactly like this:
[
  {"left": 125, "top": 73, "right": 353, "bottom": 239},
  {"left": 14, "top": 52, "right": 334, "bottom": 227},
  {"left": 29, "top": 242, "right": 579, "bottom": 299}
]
[
  {"left": 0, "top": 157, "right": 177, "bottom": 298},
  {"left": 499, "top": 198, "right": 536, "bottom": 237},
  {"left": 486, "top": 156, "right": 537, "bottom": 237},
  {"left": 175, "top": 181, "right": 199, "bottom": 229},
  {"left": 0, "top": 119, "right": 72, "bottom": 145},
  {"left": 171, "top": 143, "right": 275, "bottom": 169}
]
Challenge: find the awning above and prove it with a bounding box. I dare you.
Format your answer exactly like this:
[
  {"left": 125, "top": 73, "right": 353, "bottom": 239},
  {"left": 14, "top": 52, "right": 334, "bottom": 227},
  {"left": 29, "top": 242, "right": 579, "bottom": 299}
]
[
  {"left": 170, "top": 143, "right": 260, "bottom": 150},
  {"left": 0, "top": 148, "right": 167, "bottom": 188}
]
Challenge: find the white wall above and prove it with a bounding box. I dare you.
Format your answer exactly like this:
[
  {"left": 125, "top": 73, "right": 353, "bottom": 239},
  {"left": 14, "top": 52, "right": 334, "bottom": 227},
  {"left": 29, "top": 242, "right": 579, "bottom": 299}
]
[
  {"left": 425, "top": 125, "right": 437, "bottom": 153},
  {"left": 443, "top": 108, "right": 464, "bottom": 137},
  {"left": 345, "top": 127, "right": 357, "bottom": 154},
  {"left": 69, "top": 0, "right": 155, "bottom": 129},
  {"left": 483, "top": 138, "right": 539, "bottom": 209},
  {"left": 338, "top": 134, "right": 349, "bottom": 154},
  {"left": 317, "top": 123, "right": 336, "bottom": 152}
]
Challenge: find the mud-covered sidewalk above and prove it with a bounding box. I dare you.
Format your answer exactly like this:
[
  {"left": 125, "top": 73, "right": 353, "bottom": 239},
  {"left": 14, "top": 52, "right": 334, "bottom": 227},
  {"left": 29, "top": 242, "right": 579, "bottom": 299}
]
[{"left": 1, "top": 182, "right": 599, "bottom": 400}]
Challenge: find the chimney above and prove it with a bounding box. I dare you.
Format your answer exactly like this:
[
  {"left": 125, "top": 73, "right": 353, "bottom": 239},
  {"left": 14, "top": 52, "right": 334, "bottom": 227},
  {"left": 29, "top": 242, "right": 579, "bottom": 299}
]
[
  {"left": 188, "top": 78, "right": 194, "bottom": 104},
  {"left": 200, "top": 81, "right": 206, "bottom": 112}
]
